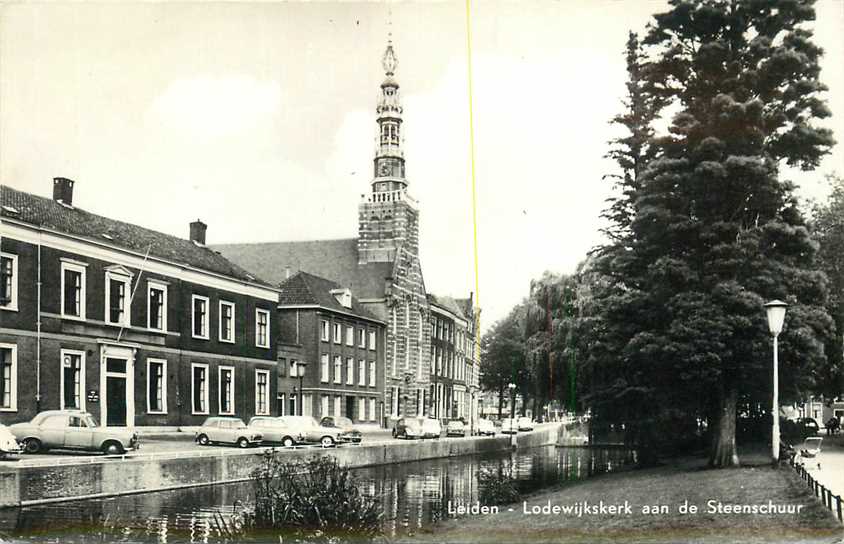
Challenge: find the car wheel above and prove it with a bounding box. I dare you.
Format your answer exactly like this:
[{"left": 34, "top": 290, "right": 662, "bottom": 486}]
[
  {"left": 197, "top": 434, "right": 210, "bottom": 446},
  {"left": 102, "top": 441, "right": 125, "bottom": 455},
  {"left": 282, "top": 436, "right": 295, "bottom": 447},
  {"left": 320, "top": 436, "right": 335, "bottom": 448},
  {"left": 237, "top": 437, "right": 250, "bottom": 449},
  {"left": 23, "top": 438, "right": 42, "bottom": 454}
]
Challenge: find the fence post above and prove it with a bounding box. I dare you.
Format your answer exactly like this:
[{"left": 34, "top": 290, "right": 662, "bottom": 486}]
[{"left": 836, "top": 495, "right": 842, "bottom": 522}]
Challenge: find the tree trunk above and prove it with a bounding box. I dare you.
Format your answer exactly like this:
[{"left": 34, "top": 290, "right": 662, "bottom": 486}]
[
  {"left": 709, "top": 384, "right": 740, "bottom": 468},
  {"left": 497, "top": 387, "right": 504, "bottom": 419}
]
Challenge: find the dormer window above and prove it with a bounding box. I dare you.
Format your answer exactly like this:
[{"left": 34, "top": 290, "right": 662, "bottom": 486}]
[{"left": 331, "top": 288, "right": 353, "bottom": 309}]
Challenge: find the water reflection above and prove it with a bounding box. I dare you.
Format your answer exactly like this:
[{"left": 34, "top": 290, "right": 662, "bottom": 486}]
[{"left": 2, "top": 446, "right": 634, "bottom": 543}]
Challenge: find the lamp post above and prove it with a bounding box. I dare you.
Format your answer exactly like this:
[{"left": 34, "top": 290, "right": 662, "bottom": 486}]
[
  {"left": 296, "top": 362, "right": 307, "bottom": 416},
  {"left": 508, "top": 382, "right": 516, "bottom": 419},
  {"left": 765, "top": 300, "right": 788, "bottom": 466}
]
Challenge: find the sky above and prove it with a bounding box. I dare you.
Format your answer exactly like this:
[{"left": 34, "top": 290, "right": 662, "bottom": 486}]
[{"left": 2, "top": 1, "right": 843, "bottom": 331}]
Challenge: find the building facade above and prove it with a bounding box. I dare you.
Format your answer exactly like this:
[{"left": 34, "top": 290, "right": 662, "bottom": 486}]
[
  {"left": 0, "top": 179, "right": 279, "bottom": 427},
  {"left": 275, "top": 271, "right": 386, "bottom": 424},
  {"left": 215, "top": 41, "right": 432, "bottom": 425}
]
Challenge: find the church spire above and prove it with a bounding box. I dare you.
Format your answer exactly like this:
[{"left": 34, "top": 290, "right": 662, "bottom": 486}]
[{"left": 373, "top": 38, "right": 407, "bottom": 193}]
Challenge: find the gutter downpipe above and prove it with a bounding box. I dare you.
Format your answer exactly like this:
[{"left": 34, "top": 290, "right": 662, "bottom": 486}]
[{"left": 36, "top": 233, "right": 42, "bottom": 412}]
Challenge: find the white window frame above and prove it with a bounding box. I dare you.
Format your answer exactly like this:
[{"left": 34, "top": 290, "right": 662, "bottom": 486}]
[
  {"left": 147, "top": 281, "right": 168, "bottom": 332},
  {"left": 255, "top": 369, "right": 270, "bottom": 415},
  {"left": 302, "top": 393, "right": 312, "bottom": 416},
  {"left": 191, "top": 295, "right": 210, "bottom": 340},
  {"left": 320, "top": 354, "right": 329, "bottom": 383},
  {"left": 369, "top": 398, "right": 376, "bottom": 421},
  {"left": 191, "top": 363, "right": 209, "bottom": 415},
  {"left": 321, "top": 320, "right": 330, "bottom": 342},
  {"left": 368, "top": 330, "right": 376, "bottom": 351},
  {"left": 334, "top": 396, "right": 342, "bottom": 417},
  {"left": 218, "top": 365, "right": 235, "bottom": 415},
  {"left": 255, "top": 308, "right": 270, "bottom": 348},
  {"left": 346, "top": 325, "right": 354, "bottom": 346},
  {"left": 358, "top": 359, "right": 366, "bottom": 386},
  {"left": 358, "top": 397, "right": 366, "bottom": 421},
  {"left": 333, "top": 322, "right": 342, "bottom": 344},
  {"left": 146, "top": 358, "right": 167, "bottom": 414},
  {"left": 334, "top": 355, "right": 342, "bottom": 384},
  {"left": 346, "top": 357, "right": 354, "bottom": 385},
  {"left": 369, "top": 360, "right": 376, "bottom": 387},
  {"left": 219, "top": 300, "right": 236, "bottom": 343},
  {"left": 104, "top": 269, "right": 132, "bottom": 326},
  {"left": 0, "top": 252, "right": 19, "bottom": 312},
  {"left": 59, "top": 349, "right": 86, "bottom": 411},
  {"left": 60, "top": 260, "right": 87, "bottom": 320},
  {"left": 358, "top": 329, "right": 366, "bottom": 348},
  {"left": 0, "top": 343, "right": 17, "bottom": 412}
]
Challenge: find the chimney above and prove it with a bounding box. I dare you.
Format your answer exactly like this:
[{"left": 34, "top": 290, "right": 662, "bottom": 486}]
[
  {"left": 284, "top": 266, "right": 291, "bottom": 279},
  {"left": 189, "top": 220, "right": 207, "bottom": 245},
  {"left": 53, "top": 177, "right": 75, "bottom": 206}
]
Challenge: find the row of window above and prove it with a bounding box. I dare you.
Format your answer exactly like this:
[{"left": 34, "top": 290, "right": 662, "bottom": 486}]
[
  {"left": 320, "top": 320, "right": 377, "bottom": 350},
  {"left": 430, "top": 346, "right": 471, "bottom": 381},
  {"left": 191, "top": 363, "right": 271, "bottom": 416},
  {"left": 0, "top": 344, "right": 271, "bottom": 417},
  {"left": 319, "top": 354, "right": 377, "bottom": 387},
  {"left": 0, "top": 252, "right": 270, "bottom": 349},
  {"left": 319, "top": 395, "right": 378, "bottom": 422}
]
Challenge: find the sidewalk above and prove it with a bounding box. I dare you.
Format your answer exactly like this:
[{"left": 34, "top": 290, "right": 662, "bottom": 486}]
[{"left": 400, "top": 453, "right": 843, "bottom": 544}]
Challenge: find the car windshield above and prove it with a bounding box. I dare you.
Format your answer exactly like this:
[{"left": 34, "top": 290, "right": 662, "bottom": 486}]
[{"left": 405, "top": 419, "right": 422, "bottom": 429}]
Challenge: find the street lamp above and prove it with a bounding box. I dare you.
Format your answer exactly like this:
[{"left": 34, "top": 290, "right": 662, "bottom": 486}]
[
  {"left": 508, "top": 382, "right": 516, "bottom": 419},
  {"left": 296, "top": 362, "right": 307, "bottom": 416},
  {"left": 765, "top": 300, "right": 788, "bottom": 466}
]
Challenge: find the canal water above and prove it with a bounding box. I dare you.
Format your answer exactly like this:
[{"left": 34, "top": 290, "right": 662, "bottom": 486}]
[{"left": 0, "top": 445, "right": 635, "bottom": 543}]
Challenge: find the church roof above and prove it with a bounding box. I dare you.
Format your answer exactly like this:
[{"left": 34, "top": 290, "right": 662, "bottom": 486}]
[
  {"left": 278, "top": 271, "right": 383, "bottom": 324},
  {"left": 1, "top": 184, "right": 273, "bottom": 287},
  {"left": 213, "top": 238, "right": 393, "bottom": 299}
]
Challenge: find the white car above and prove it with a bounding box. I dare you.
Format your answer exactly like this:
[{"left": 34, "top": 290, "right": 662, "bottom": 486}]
[
  {"left": 500, "top": 418, "right": 518, "bottom": 434},
  {"left": 0, "top": 424, "right": 21, "bottom": 458},
  {"left": 517, "top": 417, "right": 534, "bottom": 431},
  {"left": 476, "top": 418, "right": 496, "bottom": 436},
  {"left": 195, "top": 417, "right": 263, "bottom": 448},
  {"left": 421, "top": 417, "right": 442, "bottom": 439},
  {"left": 446, "top": 420, "right": 466, "bottom": 437}
]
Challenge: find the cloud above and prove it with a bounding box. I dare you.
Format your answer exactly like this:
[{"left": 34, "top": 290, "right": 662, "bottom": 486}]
[{"left": 148, "top": 75, "right": 282, "bottom": 142}]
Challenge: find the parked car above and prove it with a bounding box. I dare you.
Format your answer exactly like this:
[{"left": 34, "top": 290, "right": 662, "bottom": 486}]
[
  {"left": 319, "top": 416, "right": 363, "bottom": 443},
  {"left": 517, "top": 417, "right": 535, "bottom": 431},
  {"left": 476, "top": 418, "right": 496, "bottom": 436},
  {"left": 195, "top": 417, "right": 262, "bottom": 448},
  {"left": 248, "top": 416, "right": 300, "bottom": 447},
  {"left": 393, "top": 417, "right": 423, "bottom": 439},
  {"left": 278, "top": 416, "right": 341, "bottom": 447},
  {"left": 421, "top": 417, "right": 442, "bottom": 439},
  {"left": 10, "top": 410, "right": 139, "bottom": 455},
  {"left": 0, "top": 424, "right": 22, "bottom": 458},
  {"left": 446, "top": 420, "right": 466, "bottom": 437},
  {"left": 800, "top": 417, "right": 820, "bottom": 435},
  {"left": 500, "top": 418, "right": 518, "bottom": 434}
]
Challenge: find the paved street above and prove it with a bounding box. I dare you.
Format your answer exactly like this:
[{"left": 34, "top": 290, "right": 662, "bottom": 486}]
[
  {"left": 799, "top": 432, "right": 844, "bottom": 499},
  {"left": 2, "top": 423, "right": 557, "bottom": 467}
]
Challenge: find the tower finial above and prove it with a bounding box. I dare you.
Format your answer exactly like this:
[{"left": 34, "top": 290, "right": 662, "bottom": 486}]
[{"left": 382, "top": 40, "right": 397, "bottom": 76}]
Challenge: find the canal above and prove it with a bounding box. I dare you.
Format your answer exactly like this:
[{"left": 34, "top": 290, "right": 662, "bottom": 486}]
[{"left": 0, "top": 445, "right": 635, "bottom": 543}]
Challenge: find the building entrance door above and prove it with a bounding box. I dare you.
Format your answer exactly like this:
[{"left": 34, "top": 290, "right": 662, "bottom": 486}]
[
  {"left": 100, "top": 345, "right": 135, "bottom": 427},
  {"left": 345, "top": 396, "right": 355, "bottom": 420}
]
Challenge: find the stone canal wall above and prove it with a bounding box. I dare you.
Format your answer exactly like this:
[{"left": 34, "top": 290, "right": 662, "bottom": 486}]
[{"left": 0, "top": 425, "right": 562, "bottom": 507}]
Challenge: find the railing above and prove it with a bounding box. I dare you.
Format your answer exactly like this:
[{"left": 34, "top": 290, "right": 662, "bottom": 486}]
[
  {"left": 362, "top": 189, "right": 417, "bottom": 207},
  {"left": 790, "top": 457, "right": 844, "bottom": 523}
]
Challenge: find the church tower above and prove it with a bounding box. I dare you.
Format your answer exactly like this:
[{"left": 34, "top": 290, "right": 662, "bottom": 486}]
[
  {"left": 358, "top": 39, "right": 419, "bottom": 265},
  {"left": 357, "top": 39, "right": 429, "bottom": 421}
]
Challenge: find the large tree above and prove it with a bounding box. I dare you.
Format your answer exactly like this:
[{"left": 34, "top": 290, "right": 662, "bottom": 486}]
[
  {"left": 480, "top": 308, "right": 528, "bottom": 418},
  {"left": 596, "top": 0, "right": 835, "bottom": 467},
  {"left": 811, "top": 174, "right": 844, "bottom": 399}
]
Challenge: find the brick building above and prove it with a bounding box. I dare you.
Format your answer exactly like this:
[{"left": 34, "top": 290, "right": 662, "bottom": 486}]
[
  {"left": 275, "top": 271, "right": 386, "bottom": 423},
  {"left": 0, "top": 179, "right": 279, "bottom": 427},
  {"left": 216, "top": 41, "right": 431, "bottom": 425}
]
